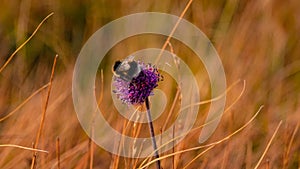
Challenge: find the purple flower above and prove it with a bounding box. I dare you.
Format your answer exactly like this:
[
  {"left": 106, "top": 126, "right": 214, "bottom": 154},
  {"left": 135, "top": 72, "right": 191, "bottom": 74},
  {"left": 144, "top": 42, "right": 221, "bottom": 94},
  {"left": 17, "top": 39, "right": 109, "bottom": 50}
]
[{"left": 113, "top": 62, "right": 162, "bottom": 105}]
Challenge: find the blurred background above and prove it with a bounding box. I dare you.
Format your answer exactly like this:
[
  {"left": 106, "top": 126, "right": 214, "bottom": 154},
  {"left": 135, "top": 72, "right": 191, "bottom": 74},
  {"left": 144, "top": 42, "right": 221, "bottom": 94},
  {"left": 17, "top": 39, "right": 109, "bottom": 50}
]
[{"left": 0, "top": 0, "right": 299, "bottom": 168}]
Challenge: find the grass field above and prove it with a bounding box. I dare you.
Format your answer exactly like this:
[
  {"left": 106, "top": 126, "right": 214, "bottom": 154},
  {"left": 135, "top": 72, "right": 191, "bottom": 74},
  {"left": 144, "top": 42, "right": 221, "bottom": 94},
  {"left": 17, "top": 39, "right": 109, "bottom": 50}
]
[{"left": 0, "top": 0, "right": 299, "bottom": 168}]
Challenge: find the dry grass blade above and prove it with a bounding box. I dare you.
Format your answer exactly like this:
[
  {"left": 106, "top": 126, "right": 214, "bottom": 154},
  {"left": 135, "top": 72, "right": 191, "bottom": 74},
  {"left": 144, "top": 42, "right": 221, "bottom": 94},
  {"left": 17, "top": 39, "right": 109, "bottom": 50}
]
[
  {"left": 283, "top": 122, "right": 299, "bottom": 169},
  {"left": 182, "top": 145, "right": 215, "bottom": 169},
  {"left": 155, "top": 0, "right": 193, "bottom": 64},
  {"left": 180, "top": 79, "right": 243, "bottom": 112},
  {"left": 0, "top": 12, "right": 54, "bottom": 73},
  {"left": 34, "top": 55, "right": 58, "bottom": 147},
  {"left": 89, "top": 126, "right": 94, "bottom": 169},
  {"left": 138, "top": 106, "right": 264, "bottom": 169},
  {"left": 162, "top": 87, "right": 180, "bottom": 131},
  {"left": 46, "top": 141, "right": 88, "bottom": 168},
  {"left": 56, "top": 137, "right": 61, "bottom": 169},
  {"left": 0, "top": 83, "right": 50, "bottom": 122},
  {"left": 139, "top": 79, "right": 245, "bottom": 167},
  {"left": 253, "top": 121, "right": 283, "bottom": 169},
  {"left": 0, "top": 144, "right": 48, "bottom": 153},
  {"left": 88, "top": 69, "right": 103, "bottom": 169},
  {"left": 266, "top": 159, "right": 270, "bottom": 169},
  {"left": 31, "top": 54, "right": 58, "bottom": 169}
]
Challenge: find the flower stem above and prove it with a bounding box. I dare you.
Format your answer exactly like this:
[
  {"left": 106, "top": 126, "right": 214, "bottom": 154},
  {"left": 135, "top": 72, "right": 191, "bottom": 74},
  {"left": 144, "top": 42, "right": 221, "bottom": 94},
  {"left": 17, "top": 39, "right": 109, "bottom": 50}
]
[{"left": 145, "top": 97, "right": 161, "bottom": 169}]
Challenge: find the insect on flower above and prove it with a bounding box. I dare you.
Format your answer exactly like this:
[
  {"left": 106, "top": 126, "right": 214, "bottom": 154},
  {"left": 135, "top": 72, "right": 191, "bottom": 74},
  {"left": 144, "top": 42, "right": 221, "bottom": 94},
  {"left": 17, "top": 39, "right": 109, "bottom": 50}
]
[
  {"left": 112, "top": 56, "right": 142, "bottom": 82},
  {"left": 112, "top": 56, "right": 163, "bottom": 105}
]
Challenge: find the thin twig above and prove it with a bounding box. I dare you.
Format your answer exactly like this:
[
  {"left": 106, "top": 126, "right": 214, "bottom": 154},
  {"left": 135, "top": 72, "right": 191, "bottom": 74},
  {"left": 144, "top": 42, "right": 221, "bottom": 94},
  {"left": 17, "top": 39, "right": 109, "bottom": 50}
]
[
  {"left": 31, "top": 55, "right": 58, "bottom": 169},
  {"left": 155, "top": 0, "right": 193, "bottom": 64},
  {"left": 172, "top": 126, "right": 175, "bottom": 169},
  {"left": 283, "top": 122, "right": 299, "bottom": 168},
  {"left": 56, "top": 137, "right": 61, "bottom": 169},
  {"left": 180, "top": 79, "right": 243, "bottom": 112},
  {"left": 35, "top": 54, "right": 58, "bottom": 145},
  {"left": 254, "top": 121, "right": 283, "bottom": 169},
  {"left": 182, "top": 145, "right": 215, "bottom": 169},
  {"left": 0, "top": 83, "right": 50, "bottom": 122},
  {"left": 89, "top": 69, "right": 103, "bottom": 169},
  {"left": 0, "top": 144, "right": 48, "bottom": 153},
  {"left": 89, "top": 126, "right": 94, "bottom": 169},
  {"left": 265, "top": 159, "right": 270, "bottom": 169},
  {"left": 162, "top": 87, "right": 180, "bottom": 131},
  {"left": 0, "top": 12, "right": 54, "bottom": 73}
]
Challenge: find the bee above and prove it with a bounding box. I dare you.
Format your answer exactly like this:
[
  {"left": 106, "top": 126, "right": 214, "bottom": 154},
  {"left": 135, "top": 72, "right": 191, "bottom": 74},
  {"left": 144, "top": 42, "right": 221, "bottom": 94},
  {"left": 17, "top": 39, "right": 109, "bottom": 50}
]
[{"left": 112, "top": 56, "right": 142, "bottom": 81}]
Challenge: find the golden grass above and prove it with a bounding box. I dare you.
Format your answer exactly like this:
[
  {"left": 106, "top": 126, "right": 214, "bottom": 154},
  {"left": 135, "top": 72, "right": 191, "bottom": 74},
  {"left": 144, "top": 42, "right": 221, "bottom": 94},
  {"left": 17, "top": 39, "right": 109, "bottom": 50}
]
[
  {"left": 0, "top": 0, "right": 299, "bottom": 168},
  {"left": 0, "top": 13, "right": 53, "bottom": 73},
  {"left": 139, "top": 106, "right": 263, "bottom": 169},
  {"left": 0, "top": 144, "right": 48, "bottom": 153},
  {"left": 30, "top": 55, "right": 58, "bottom": 168},
  {"left": 254, "top": 120, "right": 282, "bottom": 169}
]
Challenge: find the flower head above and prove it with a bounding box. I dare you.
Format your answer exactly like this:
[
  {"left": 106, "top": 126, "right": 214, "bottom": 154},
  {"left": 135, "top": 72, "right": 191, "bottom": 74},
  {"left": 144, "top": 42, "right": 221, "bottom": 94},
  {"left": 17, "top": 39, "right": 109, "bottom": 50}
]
[{"left": 113, "top": 61, "right": 162, "bottom": 105}]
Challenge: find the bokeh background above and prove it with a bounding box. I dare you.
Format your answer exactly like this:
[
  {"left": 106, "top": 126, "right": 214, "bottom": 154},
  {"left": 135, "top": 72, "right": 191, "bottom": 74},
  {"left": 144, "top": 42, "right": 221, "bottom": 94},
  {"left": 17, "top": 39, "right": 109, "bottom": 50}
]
[{"left": 0, "top": 0, "right": 299, "bottom": 168}]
